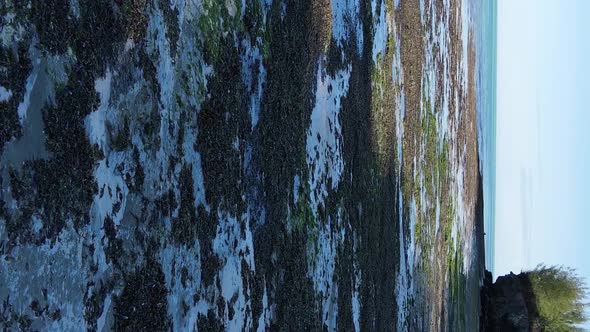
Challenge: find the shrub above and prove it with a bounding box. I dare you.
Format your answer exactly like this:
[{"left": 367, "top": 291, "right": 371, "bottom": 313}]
[{"left": 526, "top": 264, "right": 588, "bottom": 332}]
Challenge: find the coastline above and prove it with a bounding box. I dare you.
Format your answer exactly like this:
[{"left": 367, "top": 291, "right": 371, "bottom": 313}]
[
  {"left": 0, "top": 0, "right": 489, "bottom": 330},
  {"left": 394, "top": 0, "right": 485, "bottom": 329}
]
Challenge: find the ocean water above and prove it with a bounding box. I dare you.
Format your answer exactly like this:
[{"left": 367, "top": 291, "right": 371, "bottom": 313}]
[{"left": 473, "top": 0, "right": 497, "bottom": 273}]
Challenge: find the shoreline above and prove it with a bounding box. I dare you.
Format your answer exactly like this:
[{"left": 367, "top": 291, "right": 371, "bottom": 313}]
[
  {"left": 395, "top": 0, "right": 485, "bottom": 329},
  {"left": 0, "top": 0, "right": 488, "bottom": 330}
]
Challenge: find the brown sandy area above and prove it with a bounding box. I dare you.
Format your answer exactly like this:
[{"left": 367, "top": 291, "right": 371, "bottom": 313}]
[{"left": 396, "top": 0, "right": 481, "bottom": 329}]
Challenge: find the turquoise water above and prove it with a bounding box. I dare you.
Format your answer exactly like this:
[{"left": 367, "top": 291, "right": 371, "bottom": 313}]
[{"left": 474, "top": 0, "right": 497, "bottom": 273}]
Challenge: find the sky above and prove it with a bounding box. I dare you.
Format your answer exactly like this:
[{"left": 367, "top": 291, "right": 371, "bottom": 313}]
[{"left": 496, "top": 0, "right": 590, "bottom": 323}]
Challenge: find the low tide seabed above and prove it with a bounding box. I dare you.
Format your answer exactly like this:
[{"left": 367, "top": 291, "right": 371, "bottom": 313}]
[{"left": 0, "top": 0, "right": 493, "bottom": 330}]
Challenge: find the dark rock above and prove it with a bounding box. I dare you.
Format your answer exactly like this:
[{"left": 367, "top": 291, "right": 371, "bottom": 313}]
[
  {"left": 480, "top": 271, "right": 542, "bottom": 332},
  {"left": 114, "top": 258, "right": 171, "bottom": 331}
]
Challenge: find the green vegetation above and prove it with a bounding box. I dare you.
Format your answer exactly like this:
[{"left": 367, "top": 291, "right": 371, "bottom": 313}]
[
  {"left": 527, "top": 265, "right": 588, "bottom": 332},
  {"left": 371, "top": 52, "right": 390, "bottom": 169},
  {"left": 413, "top": 93, "right": 451, "bottom": 260},
  {"left": 293, "top": 200, "right": 315, "bottom": 232},
  {"left": 199, "top": 0, "right": 244, "bottom": 63},
  {"left": 448, "top": 234, "right": 466, "bottom": 331},
  {"left": 198, "top": 0, "right": 225, "bottom": 62}
]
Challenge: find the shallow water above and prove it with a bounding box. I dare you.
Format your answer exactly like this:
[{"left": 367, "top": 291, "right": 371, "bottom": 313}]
[
  {"left": 473, "top": 0, "right": 497, "bottom": 274},
  {"left": 0, "top": 0, "right": 491, "bottom": 330}
]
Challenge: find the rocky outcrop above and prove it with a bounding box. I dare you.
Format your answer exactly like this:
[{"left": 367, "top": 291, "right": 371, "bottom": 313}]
[{"left": 481, "top": 271, "right": 542, "bottom": 331}]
